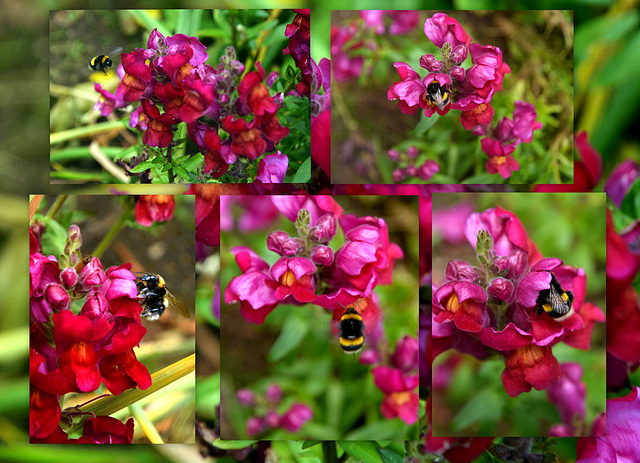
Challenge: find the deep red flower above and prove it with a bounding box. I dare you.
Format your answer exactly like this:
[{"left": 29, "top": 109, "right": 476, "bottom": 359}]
[
  {"left": 237, "top": 62, "right": 278, "bottom": 116},
  {"left": 222, "top": 115, "right": 267, "bottom": 160},
  {"left": 502, "top": 344, "right": 562, "bottom": 397},
  {"left": 99, "top": 349, "right": 152, "bottom": 395},
  {"left": 134, "top": 195, "right": 175, "bottom": 227},
  {"left": 29, "top": 387, "right": 62, "bottom": 440},
  {"left": 71, "top": 416, "right": 135, "bottom": 444},
  {"left": 141, "top": 99, "right": 179, "bottom": 148},
  {"left": 116, "top": 50, "right": 153, "bottom": 103}
]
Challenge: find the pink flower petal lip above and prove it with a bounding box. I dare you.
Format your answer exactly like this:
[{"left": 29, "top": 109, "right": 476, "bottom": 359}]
[{"left": 477, "top": 322, "right": 533, "bottom": 351}]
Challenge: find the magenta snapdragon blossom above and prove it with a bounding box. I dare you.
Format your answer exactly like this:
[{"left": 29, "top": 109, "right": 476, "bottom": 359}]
[
  {"left": 389, "top": 12, "right": 509, "bottom": 123},
  {"left": 479, "top": 101, "right": 543, "bottom": 178},
  {"left": 432, "top": 206, "right": 604, "bottom": 398},
  {"left": 29, "top": 225, "right": 150, "bottom": 443},
  {"left": 225, "top": 196, "right": 403, "bottom": 327},
  {"left": 96, "top": 26, "right": 294, "bottom": 181}
]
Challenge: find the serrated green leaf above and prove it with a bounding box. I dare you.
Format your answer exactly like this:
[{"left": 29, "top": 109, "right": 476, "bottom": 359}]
[{"left": 338, "top": 441, "right": 382, "bottom": 463}]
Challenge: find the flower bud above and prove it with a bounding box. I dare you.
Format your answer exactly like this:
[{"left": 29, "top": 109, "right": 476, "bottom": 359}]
[
  {"left": 392, "top": 169, "right": 406, "bottom": 182},
  {"left": 476, "top": 229, "right": 494, "bottom": 254},
  {"left": 490, "top": 256, "right": 510, "bottom": 275},
  {"left": 246, "top": 417, "right": 265, "bottom": 436},
  {"left": 64, "top": 224, "right": 83, "bottom": 256},
  {"left": 450, "top": 66, "right": 465, "bottom": 81},
  {"left": 265, "top": 409, "right": 281, "bottom": 428},
  {"left": 81, "top": 291, "right": 109, "bottom": 319},
  {"left": 310, "top": 245, "right": 334, "bottom": 266},
  {"left": 419, "top": 53, "right": 437, "bottom": 70},
  {"left": 237, "top": 388, "right": 255, "bottom": 406},
  {"left": 451, "top": 44, "right": 468, "bottom": 63},
  {"left": 359, "top": 349, "right": 381, "bottom": 365},
  {"left": 387, "top": 149, "right": 400, "bottom": 161},
  {"left": 45, "top": 284, "right": 70, "bottom": 312},
  {"left": 487, "top": 277, "right": 514, "bottom": 301},
  {"left": 407, "top": 146, "right": 419, "bottom": 159},
  {"left": 60, "top": 267, "right": 79, "bottom": 289},
  {"left": 266, "top": 383, "right": 283, "bottom": 403},
  {"left": 282, "top": 238, "right": 304, "bottom": 256},
  {"left": 280, "top": 403, "right": 313, "bottom": 432},
  {"left": 267, "top": 231, "right": 290, "bottom": 255},
  {"left": 445, "top": 260, "right": 480, "bottom": 282},
  {"left": 309, "top": 214, "right": 337, "bottom": 244},
  {"left": 391, "top": 336, "right": 419, "bottom": 373}
]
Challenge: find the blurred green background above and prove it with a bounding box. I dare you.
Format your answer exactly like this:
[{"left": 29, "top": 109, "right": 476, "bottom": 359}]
[
  {"left": 219, "top": 195, "right": 419, "bottom": 440},
  {"left": 431, "top": 193, "right": 606, "bottom": 437}
]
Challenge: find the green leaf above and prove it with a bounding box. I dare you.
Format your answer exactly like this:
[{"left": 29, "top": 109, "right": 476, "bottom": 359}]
[
  {"left": 268, "top": 307, "right": 309, "bottom": 362},
  {"left": 378, "top": 449, "right": 404, "bottom": 463},
  {"left": 302, "top": 441, "right": 321, "bottom": 449},
  {"left": 414, "top": 112, "right": 439, "bottom": 136},
  {"left": 213, "top": 439, "right": 257, "bottom": 450},
  {"left": 292, "top": 156, "right": 312, "bottom": 183},
  {"left": 450, "top": 387, "right": 503, "bottom": 433},
  {"left": 338, "top": 441, "right": 382, "bottom": 463},
  {"left": 180, "top": 153, "right": 204, "bottom": 171},
  {"left": 129, "top": 160, "right": 156, "bottom": 173},
  {"left": 620, "top": 177, "right": 640, "bottom": 218},
  {"left": 462, "top": 173, "right": 503, "bottom": 184}
]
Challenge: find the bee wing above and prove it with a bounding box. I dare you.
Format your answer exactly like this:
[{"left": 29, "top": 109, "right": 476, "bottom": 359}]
[{"left": 165, "top": 289, "right": 191, "bottom": 318}]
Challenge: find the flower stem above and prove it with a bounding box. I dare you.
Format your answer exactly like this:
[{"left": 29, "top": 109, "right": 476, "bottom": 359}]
[
  {"left": 322, "top": 441, "right": 338, "bottom": 463},
  {"left": 45, "top": 195, "right": 68, "bottom": 220},
  {"left": 92, "top": 199, "right": 134, "bottom": 258}
]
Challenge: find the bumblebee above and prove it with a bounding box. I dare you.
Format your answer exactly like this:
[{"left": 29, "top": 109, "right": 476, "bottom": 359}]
[
  {"left": 424, "top": 80, "right": 451, "bottom": 110},
  {"left": 136, "top": 273, "right": 190, "bottom": 320},
  {"left": 536, "top": 272, "right": 574, "bottom": 321},
  {"left": 337, "top": 306, "right": 365, "bottom": 354},
  {"left": 88, "top": 48, "right": 122, "bottom": 75}
]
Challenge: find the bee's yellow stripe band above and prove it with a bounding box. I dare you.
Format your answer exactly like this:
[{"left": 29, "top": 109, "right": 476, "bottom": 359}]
[{"left": 340, "top": 337, "right": 364, "bottom": 347}]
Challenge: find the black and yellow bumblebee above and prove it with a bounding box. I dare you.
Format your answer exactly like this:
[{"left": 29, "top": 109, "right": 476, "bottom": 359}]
[
  {"left": 88, "top": 48, "right": 122, "bottom": 75},
  {"left": 337, "top": 306, "right": 365, "bottom": 354},
  {"left": 135, "top": 273, "right": 190, "bottom": 321},
  {"left": 424, "top": 80, "right": 451, "bottom": 111},
  {"left": 536, "top": 272, "right": 574, "bottom": 321}
]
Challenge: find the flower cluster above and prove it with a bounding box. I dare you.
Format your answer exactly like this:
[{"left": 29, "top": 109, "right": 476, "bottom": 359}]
[
  {"left": 432, "top": 206, "right": 604, "bottom": 398},
  {"left": 95, "top": 25, "right": 297, "bottom": 181},
  {"left": 237, "top": 383, "right": 313, "bottom": 437},
  {"left": 30, "top": 226, "right": 151, "bottom": 443},
  {"left": 387, "top": 145, "right": 439, "bottom": 182},
  {"left": 388, "top": 12, "right": 510, "bottom": 121},
  {"left": 371, "top": 336, "right": 419, "bottom": 425},
  {"left": 470, "top": 101, "right": 543, "bottom": 178},
  {"left": 360, "top": 10, "right": 420, "bottom": 36},
  {"left": 225, "top": 195, "right": 404, "bottom": 325},
  {"left": 283, "top": 9, "right": 311, "bottom": 97}
]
